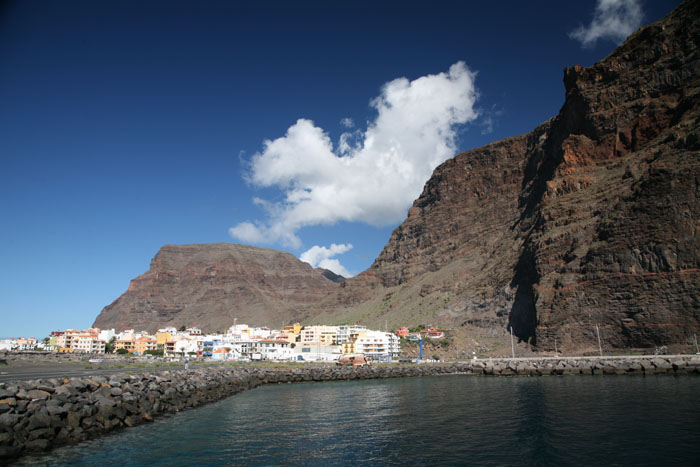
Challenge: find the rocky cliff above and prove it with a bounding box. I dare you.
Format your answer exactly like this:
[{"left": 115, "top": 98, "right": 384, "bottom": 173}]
[
  {"left": 93, "top": 244, "right": 339, "bottom": 333},
  {"left": 94, "top": 2, "right": 699, "bottom": 351},
  {"left": 319, "top": 1, "right": 700, "bottom": 351}
]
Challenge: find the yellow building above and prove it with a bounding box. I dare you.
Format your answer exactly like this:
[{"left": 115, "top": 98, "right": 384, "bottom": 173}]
[
  {"left": 115, "top": 338, "right": 135, "bottom": 353},
  {"left": 283, "top": 322, "right": 302, "bottom": 336},
  {"left": 164, "top": 340, "right": 177, "bottom": 356},
  {"left": 301, "top": 325, "right": 339, "bottom": 345},
  {"left": 156, "top": 331, "right": 172, "bottom": 346},
  {"left": 341, "top": 341, "right": 356, "bottom": 354}
]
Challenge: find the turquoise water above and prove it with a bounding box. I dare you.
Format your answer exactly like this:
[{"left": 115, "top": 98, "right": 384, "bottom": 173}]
[{"left": 20, "top": 375, "right": 700, "bottom": 466}]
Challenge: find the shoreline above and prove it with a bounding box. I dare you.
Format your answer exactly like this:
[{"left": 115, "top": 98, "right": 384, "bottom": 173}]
[{"left": 2, "top": 355, "right": 699, "bottom": 462}]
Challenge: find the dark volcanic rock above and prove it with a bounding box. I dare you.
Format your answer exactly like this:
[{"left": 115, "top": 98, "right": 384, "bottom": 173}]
[
  {"left": 93, "top": 243, "right": 340, "bottom": 332},
  {"left": 326, "top": 1, "right": 700, "bottom": 350}
]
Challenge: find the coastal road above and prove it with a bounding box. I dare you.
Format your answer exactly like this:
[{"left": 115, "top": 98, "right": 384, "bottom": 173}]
[{"left": 0, "top": 363, "right": 188, "bottom": 383}]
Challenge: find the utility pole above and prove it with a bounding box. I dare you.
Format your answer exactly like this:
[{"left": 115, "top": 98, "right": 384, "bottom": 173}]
[
  {"left": 694, "top": 334, "right": 699, "bottom": 354},
  {"left": 596, "top": 324, "right": 603, "bottom": 357},
  {"left": 510, "top": 326, "right": 515, "bottom": 359}
]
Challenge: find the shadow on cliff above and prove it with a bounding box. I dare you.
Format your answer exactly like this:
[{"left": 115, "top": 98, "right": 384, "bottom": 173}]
[
  {"left": 505, "top": 64, "right": 601, "bottom": 347},
  {"left": 507, "top": 243, "right": 539, "bottom": 346}
]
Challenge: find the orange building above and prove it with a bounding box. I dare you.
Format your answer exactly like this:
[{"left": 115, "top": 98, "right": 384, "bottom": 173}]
[{"left": 134, "top": 336, "right": 157, "bottom": 354}]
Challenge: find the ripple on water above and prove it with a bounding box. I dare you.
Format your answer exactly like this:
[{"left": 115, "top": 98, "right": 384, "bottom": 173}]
[{"left": 17, "top": 375, "right": 700, "bottom": 466}]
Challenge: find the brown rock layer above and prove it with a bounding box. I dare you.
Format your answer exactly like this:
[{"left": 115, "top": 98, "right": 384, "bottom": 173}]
[
  {"left": 326, "top": 1, "right": 700, "bottom": 350},
  {"left": 93, "top": 244, "right": 339, "bottom": 333},
  {"left": 94, "top": 2, "right": 700, "bottom": 351}
]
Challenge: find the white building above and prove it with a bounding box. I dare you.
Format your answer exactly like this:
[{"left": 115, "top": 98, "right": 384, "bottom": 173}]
[
  {"left": 98, "top": 329, "right": 116, "bottom": 343},
  {"left": 354, "top": 331, "right": 400, "bottom": 362},
  {"left": 0, "top": 339, "right": 15, "bottom": 351},
  {"left": 248, "top": 327, "right": 272, "bottom": 339},
  {"left": 212, "top": 340, "right": 254, "bottom": 360},
  {"left": 73, "top": 335, "right": 105, "bottom": 354},
  {"left": 225, "top": 332, "right": 247, "bottom": 342},
  {"left": 116, "top": 330, "right": 136, "bottom": 340},
  {"left": 294, "top": 342, "right": 341, "bottom": 362},
  {"left": 227, "top": 324, "right": 250, "bottom": 336},
  {"left": 337, "top": 325, "right": 367, "bottom": 344},
  {"left": 253, "top": 339, "right": 294, "bottom": 361},
  {"left": 173, "top": 339, "right": 199, "bottom": 355}
]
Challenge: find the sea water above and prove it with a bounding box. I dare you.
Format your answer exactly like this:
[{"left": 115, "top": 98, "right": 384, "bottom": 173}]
[{"left": 19, "top": 375, "right": 700, "bottom": 466}]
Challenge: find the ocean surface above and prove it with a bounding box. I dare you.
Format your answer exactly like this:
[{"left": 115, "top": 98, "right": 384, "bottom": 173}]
[{"left": 20, "top": 375, "right": 700, "bottom": 466}]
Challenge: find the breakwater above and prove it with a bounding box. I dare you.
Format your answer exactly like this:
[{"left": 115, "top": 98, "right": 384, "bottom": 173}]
[{"left": 1, "top": 355, "right": 699, "bottom": 461}]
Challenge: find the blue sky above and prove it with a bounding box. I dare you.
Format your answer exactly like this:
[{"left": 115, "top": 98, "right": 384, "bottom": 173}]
[{"left": 1, "top": 0, "right": 679, "bottom": 338}]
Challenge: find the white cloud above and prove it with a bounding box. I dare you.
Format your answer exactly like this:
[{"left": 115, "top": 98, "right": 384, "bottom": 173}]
[
  {"left": 570, "top": 0, "right": 644, "bottom": 47},
  {"left": 340, "top": 117, "right": 354, "bottom": 128},
  {"left": 300, "top": 243, "right": 354, "bottom": 277},
  {"left": 229, "top": 61, "right": 478, "bottom": 248},
  {"left": 479, "top": 105, "right": 504, "bottom": 135}
]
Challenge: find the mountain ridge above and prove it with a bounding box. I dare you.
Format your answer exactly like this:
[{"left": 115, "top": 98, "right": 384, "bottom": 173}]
[
  {"left": 93, "top": 243, "right": 340, "bottom": 333},
  {"left": 94, "top": 1, "right": 700, "bottom": 351}
]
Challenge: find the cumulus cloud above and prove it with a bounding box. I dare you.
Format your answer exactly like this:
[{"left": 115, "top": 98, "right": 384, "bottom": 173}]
[
  {"left": 300, "top": 243, "right": 354, "bottom": 277},
  {"left": 570, "top": 0, "right": 644, "bottom": 47},
  {"left": 229, "top": 61, "right": 478, "bottom": 248}
]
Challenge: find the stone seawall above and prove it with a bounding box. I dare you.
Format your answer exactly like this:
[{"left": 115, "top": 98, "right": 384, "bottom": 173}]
[{"left": 1, "top": 355, "right": 699, "bottom": 461}]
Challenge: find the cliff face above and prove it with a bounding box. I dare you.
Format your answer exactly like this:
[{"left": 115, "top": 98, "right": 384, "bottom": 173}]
[
  {"left": 94, "top": 2, "right": 699, "bottom": 350},
  {"left": 527, "top": 4, "right": 700, "bottom": 349},
  {"left": 327, "top": 1, "right": 700, "bottom": 350},
  {"left": 93, "top": 244, "right": 339, "bottom": 333}
]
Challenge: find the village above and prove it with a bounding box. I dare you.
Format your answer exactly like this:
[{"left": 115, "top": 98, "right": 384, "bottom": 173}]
[{"left": 0, "top": 323, "right": 447, "bottom": 363}]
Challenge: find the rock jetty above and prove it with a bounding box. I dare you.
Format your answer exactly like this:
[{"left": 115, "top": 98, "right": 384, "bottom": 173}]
[{"left": 1, "top": 356, "right": 699, "bottom": 461}]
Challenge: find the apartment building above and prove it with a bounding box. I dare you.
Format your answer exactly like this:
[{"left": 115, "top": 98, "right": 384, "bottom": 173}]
[
  {"left": 253, "top": 339, "right": 293, "bottom": 361},
  {"left": 301, "top": 325, "right": 339, "bottom": 345},
  {"left": 352, "top": 331, "right": 400, "bottom": 362},
  {"left": 114, "top": 338, "right": 135, "bottom": 353},
  {"left": 337, "top": 325, "right": 367, "bottom": 344},
  {"left": 134, "top": 336, "right": 157, "bottom": 354},
  {"left": 73, "top": 335, "right": 105, "bottom": 353},
  {"left": 53, "top": 328, "right": 105, "bottom": 354}
]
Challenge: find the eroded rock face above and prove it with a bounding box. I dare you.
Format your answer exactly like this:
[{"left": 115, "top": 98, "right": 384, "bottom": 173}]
[
  {"left": 338, "top": 1, "right": 700, "bottom": 350},
  {"left": 94, "top": 3, "right": 699, "bottom": 350},
  {"left": 523, "top": 1, "right": 700, "bottom": 350},
  {"left": 93, "top": 243, "right": 340, "bottom": 332}
]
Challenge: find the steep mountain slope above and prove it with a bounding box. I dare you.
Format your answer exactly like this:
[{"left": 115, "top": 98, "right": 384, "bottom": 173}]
[
  {"left": 315, "top": 1, "right": 700, "bottom": 351},
  {"left": 93, "top": 244, "right": 339, "bottom": 333},
  {"left": 94, "top": 2, "right": 699, "bottom": 351}
]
